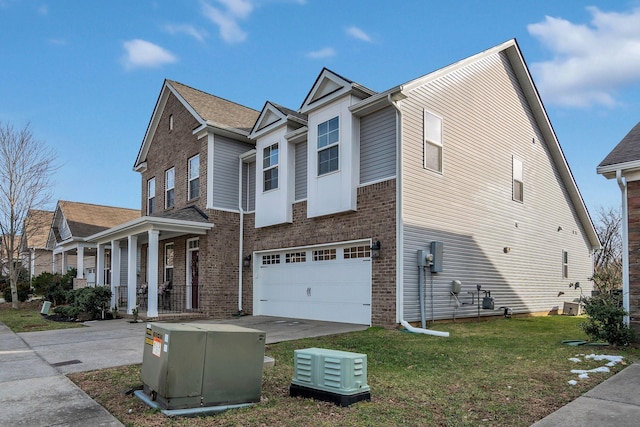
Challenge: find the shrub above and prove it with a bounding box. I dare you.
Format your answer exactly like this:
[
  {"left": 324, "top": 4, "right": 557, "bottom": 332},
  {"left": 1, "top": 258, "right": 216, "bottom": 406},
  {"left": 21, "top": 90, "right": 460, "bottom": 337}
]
[
  {"left": 1, "top": 281, "right": 30, "bottom": 303},
  {"left": 581, "top": 293, "right": 635, "bottom": 346},
  {"left": 32, "top": 269, "right": 76, "bottom": 305},
  {"left": 57, "top": 286, "right": 112, "bottom": 320}
]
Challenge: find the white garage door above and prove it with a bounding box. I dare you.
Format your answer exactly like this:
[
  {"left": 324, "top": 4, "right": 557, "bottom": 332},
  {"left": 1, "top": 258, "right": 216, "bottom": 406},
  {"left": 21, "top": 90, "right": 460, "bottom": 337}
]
[{"left": 255, "top": 242, "right": 372, "bottom": 325}]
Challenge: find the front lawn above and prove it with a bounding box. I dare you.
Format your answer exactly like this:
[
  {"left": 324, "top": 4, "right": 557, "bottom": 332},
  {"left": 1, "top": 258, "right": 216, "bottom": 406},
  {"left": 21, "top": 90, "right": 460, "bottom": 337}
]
[
  {"left": 69, "top": 315, "right": 640, "bottom": 427},
  {"left": 0, "top": 301, "right": 82, "bottom": 332}
]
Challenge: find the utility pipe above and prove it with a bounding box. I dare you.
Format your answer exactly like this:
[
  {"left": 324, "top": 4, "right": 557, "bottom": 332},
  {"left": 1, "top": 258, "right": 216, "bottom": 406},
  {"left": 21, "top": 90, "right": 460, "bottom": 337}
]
[
  {"left": 616, "top": 169, "right": 630, "bottom": 325},
  {"left": 401, "top": 320, "right": 450, "bottom": 338},
  {"left": 419, "top": 265, "right": 426, "bottom": 329}
]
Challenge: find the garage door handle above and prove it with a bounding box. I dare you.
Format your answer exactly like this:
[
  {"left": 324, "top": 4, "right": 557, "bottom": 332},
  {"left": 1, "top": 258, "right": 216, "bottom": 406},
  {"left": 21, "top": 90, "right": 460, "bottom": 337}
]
[{"left": 307, "top": 287, "right": 311, "bottom": 297}]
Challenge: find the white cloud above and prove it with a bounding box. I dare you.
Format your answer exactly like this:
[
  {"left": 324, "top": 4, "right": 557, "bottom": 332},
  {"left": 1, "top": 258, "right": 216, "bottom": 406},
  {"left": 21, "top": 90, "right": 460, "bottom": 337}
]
[
  {"left": 121, "top": 39, "right": 177, "bottom": 70},
  {"left": 37, "top": 4, "right": 48, "bottom": 15},
  {"left": 164, "top": 24, "right": 208, "bottom": 42},
  {"left": 306, "top": 47, "right": 336, "bottom": 59},
  {"left": 346, "top": 26, "right": 371, "bottom": 42},
  {"left": 528, "top": 6, "right": 640, "bottom": 108},
  {"left": 201, "top": 0, "right": 253, "bottom": 44}
]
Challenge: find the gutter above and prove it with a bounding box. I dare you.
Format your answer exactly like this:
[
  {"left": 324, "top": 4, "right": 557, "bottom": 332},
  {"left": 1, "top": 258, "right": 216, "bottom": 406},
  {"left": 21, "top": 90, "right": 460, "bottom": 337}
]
[{"left": 616, "top": 170, "right": 631, "bottom": 325}]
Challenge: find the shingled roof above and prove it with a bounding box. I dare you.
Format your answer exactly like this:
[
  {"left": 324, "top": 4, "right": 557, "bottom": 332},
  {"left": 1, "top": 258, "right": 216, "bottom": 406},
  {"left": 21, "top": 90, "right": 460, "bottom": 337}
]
[
  {"left": 167, "top": 80, "right": 260, "bottom": 133},
  {"left": 599, "top": 121, "right": 640, "bottom": 168},
  {"left": 23, "top": 209, "right": 54, "bottom": 249},
  {"left": 57, "top": 201, "right": 140, "bottom": 239}
]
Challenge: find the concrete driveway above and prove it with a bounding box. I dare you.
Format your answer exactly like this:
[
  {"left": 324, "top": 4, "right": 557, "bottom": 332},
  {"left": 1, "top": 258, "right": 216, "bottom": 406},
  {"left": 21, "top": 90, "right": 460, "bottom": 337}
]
[{"left": 18, "top": 316, "right": 368, "bottom": 374}]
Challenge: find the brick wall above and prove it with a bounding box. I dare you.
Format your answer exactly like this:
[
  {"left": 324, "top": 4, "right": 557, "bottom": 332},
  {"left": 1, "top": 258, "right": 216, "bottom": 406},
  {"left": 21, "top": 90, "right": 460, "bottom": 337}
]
[
  {"left": 244, "top": 179, "right": 397, "bottom": 326},
  {"left": 627, "top": 180, "right": 640, "bottom": 339}
]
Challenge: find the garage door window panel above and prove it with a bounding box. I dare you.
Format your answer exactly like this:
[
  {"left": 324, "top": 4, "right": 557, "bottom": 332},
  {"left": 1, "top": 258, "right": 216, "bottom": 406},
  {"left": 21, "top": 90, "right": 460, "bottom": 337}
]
[{"left": 313, "top": 248, "right": 336, "bottom": 261}]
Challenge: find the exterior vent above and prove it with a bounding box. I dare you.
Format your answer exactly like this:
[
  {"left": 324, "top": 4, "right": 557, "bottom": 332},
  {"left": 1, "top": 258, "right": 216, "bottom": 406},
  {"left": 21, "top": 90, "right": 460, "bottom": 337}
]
[{"left": 290, "top": 347, "right": 371, "bottom": 407}]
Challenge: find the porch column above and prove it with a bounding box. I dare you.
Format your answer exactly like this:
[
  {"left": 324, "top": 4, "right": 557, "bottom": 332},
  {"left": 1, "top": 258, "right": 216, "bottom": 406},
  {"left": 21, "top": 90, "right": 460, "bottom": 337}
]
[
  {"left": 52, "top": 252, "right": 57, "bottom": 273},
  {"left": 147, "top": 230, "right": 160, "bottom": 318},
  {"left": 96, "top": 244, "right": 105, "bottom": 286},
  {"left": 76, "top": 246, "right": 84, "bottom": 278},
  {"left": 61, "top": 251, "right": 67, "bottom": 273},
  {"left": 111, "top": 240, "right": 121, "bottom": 310},
  {"left": 127, "top": 235, "right": 138, "bottom": 314}
]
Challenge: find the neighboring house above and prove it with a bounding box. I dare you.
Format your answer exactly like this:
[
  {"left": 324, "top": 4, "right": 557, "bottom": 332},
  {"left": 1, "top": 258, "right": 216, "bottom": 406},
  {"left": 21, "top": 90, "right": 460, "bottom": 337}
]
[
  {"left": 46, "top": 201, "right": 140, "bottom": 287},
  {"left": 89, "top": 39, "right": 599, "bottom": 325},
  {"left": 597, "top": 121, "right": 640, "bottom": 339},
  {"left": 20, "top": 209, "right": 54, "bottom": 280}
]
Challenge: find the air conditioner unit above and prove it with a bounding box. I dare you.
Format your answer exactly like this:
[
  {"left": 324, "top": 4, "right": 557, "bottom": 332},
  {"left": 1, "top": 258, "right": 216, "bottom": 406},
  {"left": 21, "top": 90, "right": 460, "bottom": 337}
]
[
  {"left": 290, "top": 347, "right": 371, "bottom": 407},
  {"left": 139, "top": 323, "right": 265, "bottom": 411}
]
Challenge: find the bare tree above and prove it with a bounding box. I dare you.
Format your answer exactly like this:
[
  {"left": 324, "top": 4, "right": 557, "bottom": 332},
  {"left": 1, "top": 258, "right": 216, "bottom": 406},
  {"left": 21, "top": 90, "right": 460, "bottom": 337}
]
[
  {"left": 0, "top": 121, "right": 56, "bottom": 308},
  {"left": 592, "top": 206, "right": 622, "bottom": 293}
]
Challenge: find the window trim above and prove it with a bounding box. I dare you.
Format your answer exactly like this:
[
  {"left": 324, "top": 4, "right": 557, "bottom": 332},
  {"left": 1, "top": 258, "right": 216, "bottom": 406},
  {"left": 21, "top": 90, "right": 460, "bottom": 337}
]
[
  {"left": 165, "top": 167, "right": 175, "bottom": 209},
  {"left": 188, "top": 154, "right": 200, "bottom": 201},
  {"left": 423, "top": 110, "right": 443, "bottom": 173},
  {"left": 562, "top": 250, "right": 569, "bottom": 279},
  {"left": 169, "top": 114, "right": 174, "bottom": 131},
  {"left": 263, "top": 142, "right": 279, "bottom": 192},
  {"left": 317, "top": 116, "right": 340, "bottom": 176},
  {"left": 147, "top": 177, "right": 156, "bottom": 215}
]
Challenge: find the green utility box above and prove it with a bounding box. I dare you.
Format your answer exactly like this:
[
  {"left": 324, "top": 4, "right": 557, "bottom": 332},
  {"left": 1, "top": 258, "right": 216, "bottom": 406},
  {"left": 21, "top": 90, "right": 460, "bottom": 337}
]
[
  {"left": 141, "top": 323, "right": 266, "bottom": 410},
  {"left": 290, "top": 347, "right": 371, "bottom": 407}
]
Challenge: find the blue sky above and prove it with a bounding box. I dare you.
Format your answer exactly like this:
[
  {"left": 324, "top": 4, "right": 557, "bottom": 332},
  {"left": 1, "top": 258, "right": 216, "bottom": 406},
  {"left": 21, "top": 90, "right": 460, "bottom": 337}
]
[{"left": 1, "top": 1, "right": 640, "bottom": 218}]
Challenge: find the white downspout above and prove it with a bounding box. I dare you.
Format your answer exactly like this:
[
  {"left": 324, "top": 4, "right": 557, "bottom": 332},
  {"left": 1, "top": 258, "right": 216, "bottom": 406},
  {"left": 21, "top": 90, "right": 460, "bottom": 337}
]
[
  {"left": 237, "top": 157, "right": 244, "bottom": 313},
  {"left": 389, "top": 94, "right": 404, "bottom": 324},
  {"left": 400, "top": 320, "right": 449, "bottom": 337},
  {"left": 616, "top": 169, "right": 630, "bottom": 325}
]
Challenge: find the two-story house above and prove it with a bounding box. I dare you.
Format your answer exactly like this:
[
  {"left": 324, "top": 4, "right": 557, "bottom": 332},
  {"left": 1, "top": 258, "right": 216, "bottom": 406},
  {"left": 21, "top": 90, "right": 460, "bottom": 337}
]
[{"left": 88, "top": 39, "right": 599, "bottom": 325}]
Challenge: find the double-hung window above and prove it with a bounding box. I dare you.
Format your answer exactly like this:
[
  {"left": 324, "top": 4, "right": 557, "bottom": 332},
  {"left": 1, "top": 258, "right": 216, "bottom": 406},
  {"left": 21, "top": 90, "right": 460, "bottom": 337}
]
[
  {"left": 263, "top": 143, "right": 279, "bottom": 191},
  {"left": 165, "top": 243, "right": 174, "bottom": 284},
  {"left": 562, "top": 250, "right": 569, "bottom": 279},
  {"left": 188, "top": 154, "right": 200, "bottom": 200},
  {"left": 513, "top": 157, "right": 524, "bottom": 202},
  {"left": 147, "top": 178, "right": 155, "bottom": 214},
  {"left": 424, "top": 110, "right": 443, "bottom": 173},
  {"left": 165, "top": 167, "right": 175, "bottom": 209},
  {"left": 317, "top": 116, "right": 339, "bottom": 175}
]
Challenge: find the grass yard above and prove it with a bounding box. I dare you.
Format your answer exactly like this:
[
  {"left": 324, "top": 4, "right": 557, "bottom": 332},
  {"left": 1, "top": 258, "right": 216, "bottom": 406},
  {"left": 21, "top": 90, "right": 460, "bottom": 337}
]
[
  {"left": 0, "top": 300, "right": 82, "bottom": 332},
  {"left": 69, "top": 315, "right": 640, "bottom": 427}
]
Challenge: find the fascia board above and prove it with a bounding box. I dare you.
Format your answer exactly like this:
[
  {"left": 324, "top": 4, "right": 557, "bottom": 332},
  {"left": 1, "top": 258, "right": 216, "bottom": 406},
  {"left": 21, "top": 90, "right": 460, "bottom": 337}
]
[
  {"left": 87, "top": 216, "right": 214, "bottom": 245},
  {"left": 597, "top": 160, "right": 640, "bottom": 178}
]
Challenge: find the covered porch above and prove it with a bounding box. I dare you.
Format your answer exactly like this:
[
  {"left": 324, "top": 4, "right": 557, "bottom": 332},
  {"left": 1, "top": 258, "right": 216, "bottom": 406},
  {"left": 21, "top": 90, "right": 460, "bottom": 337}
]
[{"left": 87, "top": 212, "right": 213, "bottom": 318}]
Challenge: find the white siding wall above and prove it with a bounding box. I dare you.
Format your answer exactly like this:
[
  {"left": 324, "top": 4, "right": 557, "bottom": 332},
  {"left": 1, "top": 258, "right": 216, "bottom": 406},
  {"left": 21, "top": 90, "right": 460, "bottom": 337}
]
[
  {"left": 213, "top": 135, "right": 254, "bottom": 211},
  {"left": 360, "top": 106, "right": 396, "bottom": 184},
  {"left": 400, "top": 51, "right": 593, "bottom": 322}
]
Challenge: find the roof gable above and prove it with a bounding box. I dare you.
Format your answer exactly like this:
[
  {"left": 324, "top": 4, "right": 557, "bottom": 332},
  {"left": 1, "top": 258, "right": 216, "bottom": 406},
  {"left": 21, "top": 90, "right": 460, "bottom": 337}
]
[
  {"left": 23, "top": 209, "right": 53, "bottom": 249},
  {"left": 134, "top": 80, "right": 259, "bottom": 171},
  {"left": 249, "top": 101, "right": 308, "bottom": 139},
  {"left": 52, "top": 201, "right": 140, "bottom": 242},
  {"left": 299, "top": 68, "right": 376, "bottom": 114}
]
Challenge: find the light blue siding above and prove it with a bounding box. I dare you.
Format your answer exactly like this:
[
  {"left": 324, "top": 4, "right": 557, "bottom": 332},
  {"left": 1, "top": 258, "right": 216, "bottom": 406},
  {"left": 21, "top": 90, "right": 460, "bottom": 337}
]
[
  {"left": 213, "top": 135, "right": 254, "bottom": 210},
  {"left": 360, "top": 106, "right": 396, "bottom": 183}
]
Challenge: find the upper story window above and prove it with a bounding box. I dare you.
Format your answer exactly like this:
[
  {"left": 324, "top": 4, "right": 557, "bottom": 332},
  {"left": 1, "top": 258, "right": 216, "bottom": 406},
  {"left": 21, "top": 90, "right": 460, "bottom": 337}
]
[
  {"left": 424, "top": 110, "right": 443, "bottom": 173},
  {"left": 165, "top": 167, "right": 175, "bottom": 209},
  {"left": 562, "top": 250, "right": 569, "bottom": 279},
  {"left": 513, "top": 157, "right": 523, "bottom": 202},
  {"left": 317, "top": 116, "right": 339, "bottom": 175},
  {"left": 188, "top": 154, "right": 200, "bottom": 200},
  {"left": 263, "top": 143, "right": 279, "bottom": 192},
  {"left": 147, "top": 177, "right": 156, "bottom": 214}
]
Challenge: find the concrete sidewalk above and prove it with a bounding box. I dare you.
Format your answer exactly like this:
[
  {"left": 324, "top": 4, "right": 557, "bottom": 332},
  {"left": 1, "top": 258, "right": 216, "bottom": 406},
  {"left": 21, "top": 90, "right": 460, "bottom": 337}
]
[
  {"left": 0, "top": 315, "right": 367, "bottom": 426},
  {"left": 531, "top": 360, "right": 640, "bottom": 427},
  {"left": 0, "top": 321, "right": 123, "bottom": 427}
]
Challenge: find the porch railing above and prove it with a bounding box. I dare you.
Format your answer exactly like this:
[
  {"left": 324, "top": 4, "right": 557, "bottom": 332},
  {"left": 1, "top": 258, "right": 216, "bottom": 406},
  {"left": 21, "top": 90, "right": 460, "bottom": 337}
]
[{"left": 115, "top": 284, "right": 201, "bottom": 315}]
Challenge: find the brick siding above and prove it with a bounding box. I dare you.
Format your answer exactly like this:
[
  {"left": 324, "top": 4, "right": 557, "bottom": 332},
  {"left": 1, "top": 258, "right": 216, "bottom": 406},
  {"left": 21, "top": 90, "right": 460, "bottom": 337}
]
[{"left": 627, "top": 180, "right": 640, "bottom": 339}]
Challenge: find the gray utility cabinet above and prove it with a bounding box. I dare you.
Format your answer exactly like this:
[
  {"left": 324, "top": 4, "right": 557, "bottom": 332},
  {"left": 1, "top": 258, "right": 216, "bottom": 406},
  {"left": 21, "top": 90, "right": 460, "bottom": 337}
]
[{"left": 141, "top": 323, "right": 266, "bottom": 410}]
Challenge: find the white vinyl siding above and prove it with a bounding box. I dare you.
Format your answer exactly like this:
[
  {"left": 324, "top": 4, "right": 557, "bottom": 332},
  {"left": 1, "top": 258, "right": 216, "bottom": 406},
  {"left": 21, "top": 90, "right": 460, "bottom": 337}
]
[
  {"left": 360, "top": 106, "right": 396, "bottom": 184},
  {"left": 401, "top": 50, "right": 594, "bottom": 322},
  {"left": 295, "top": 141, "right": 307, "bottom": 201}
]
